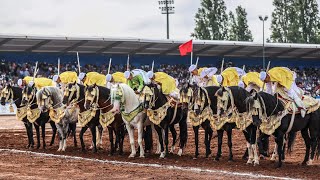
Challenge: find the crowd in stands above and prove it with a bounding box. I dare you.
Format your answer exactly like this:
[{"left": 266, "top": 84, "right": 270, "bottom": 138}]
[{"left": 0, "top": 59, "right": 320, "bottom": 97}]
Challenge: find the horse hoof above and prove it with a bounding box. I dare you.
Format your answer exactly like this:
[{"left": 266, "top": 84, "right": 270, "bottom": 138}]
[
  {"left": 177, "top": 149, "right": 183, "bottom": 156},
  {"left": 57, "top": 149, "right": 61, "bottom": 152},
  {"left": 301, "top": 161, "right": 307, "bottom": 166},
  {"left": 160, "top": 152, "right": 165, "bottom": 158},
  {"left": 307, "top": 159, "right": 314, "bottom": 166},
  {"left": 140, "top": 155, "right": 145, "bottom": 158},
  {"left": 129, "top": 154, "right": 135, "bottom": 158},
  {"left": 246, "top": 159, "right": 253, "bottom": 165},
  {"left": 170, "top": 146, "right": 175, "bottom": 154},
  {"left": 214, "top": 157, "right": 220, "bottom": 161},
  {"left": 254, "top": 161, "right": 259, "bottom": 166}
]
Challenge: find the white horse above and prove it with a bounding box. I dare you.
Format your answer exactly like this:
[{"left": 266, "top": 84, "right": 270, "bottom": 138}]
[
  {"left": 37, "top": 86, "right": 79, "bottom": 151},
  {"left": 110, "top": 83, "right": 149, "bottom": 158}
]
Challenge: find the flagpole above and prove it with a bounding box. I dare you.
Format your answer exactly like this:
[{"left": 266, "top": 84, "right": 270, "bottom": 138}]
[
  {"left": 190, "top": 39, "right": 193, "bottom": 65},
  {"left": 58, "top": 58, "right": 60, "bottom": 75},
  {"left": 77, "top": 52, "right": 81, "bottom": 74}
]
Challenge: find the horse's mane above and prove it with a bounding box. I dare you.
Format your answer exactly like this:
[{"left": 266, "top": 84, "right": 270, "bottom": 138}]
[
  {"left": 246, "top": 91, "right": 285, "bottom": 116},
  {"left": 118, "top": 83, "right": 140, "bottom": 113},
  {"left": 37, "top": 86, "right": 63, "bottom": 108},
  {"left": 203, "top": 86, "right": 220, "bottom": 113},
  {"left": 228, "top": 86, "right": 250, "bottom": 113},
  {"left": 258, "top": 91, "right": 284, "bottom": 116},
  {"left": 97, "top": 85, "right": 111, "bottom": 100}
]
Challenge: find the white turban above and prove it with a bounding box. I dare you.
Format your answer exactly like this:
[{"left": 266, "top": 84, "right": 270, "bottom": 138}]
[
  {"left": 28, "top": 81, "right": 34, "bottom": 87},
  {"left": 124, "top": 71, "right": 131, "bottom": 79},
  {"left": 216, "top": 75, "right": 223, "bottom": 84},
  {"left": 188, "top": 65, "right": 197, "bottom": 72},
  {"left": 106, "top": 74, "right": 112, "bottom": 82},
  {"left": 260, "top": 71, "right": 267, "bottom": 81},
  {"left": 200, "top": 70, "right": 207, "bottom": 78},
  {"left": 17, "top": 79, "right": 23, "bottom": 86},
  {"left": 79, "top": 72, "right": 86, "bottom": 81},
  {"left": 147, "top": 71, "right": 154, "bottom": 79},
  {"left": 52, "top": 75, "right": 59, "bottom": 82},
  {"left": 238, "top": 81, "right": 245, "bottom": 88}
]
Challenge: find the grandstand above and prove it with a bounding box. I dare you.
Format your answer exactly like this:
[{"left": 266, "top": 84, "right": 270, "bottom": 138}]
[{"left": 0, "top": 34, "right": 320, "bottom": 68}]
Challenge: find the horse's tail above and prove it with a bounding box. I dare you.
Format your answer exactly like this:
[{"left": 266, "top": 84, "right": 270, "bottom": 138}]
[{"left": 287, "top": 131, "right": 297, "bottom": 154}]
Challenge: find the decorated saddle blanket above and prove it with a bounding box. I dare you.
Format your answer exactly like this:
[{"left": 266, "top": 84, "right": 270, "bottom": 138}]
[{"left": 277, "top": 90, "right": 320, "bottom": 114}]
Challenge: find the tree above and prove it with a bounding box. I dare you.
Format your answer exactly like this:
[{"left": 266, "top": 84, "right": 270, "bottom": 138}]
[
  {"left": 228, "top": 6, "right": 253, "bottom": 41},
  {"left": 270, "top": 0, "right": 320, "bottom": 43},
  {"left": 270, "top": 0, "right": 294, "bottom": 43},
  {"left": 192, "top": 0, "right": 229, "bottom": 40}
]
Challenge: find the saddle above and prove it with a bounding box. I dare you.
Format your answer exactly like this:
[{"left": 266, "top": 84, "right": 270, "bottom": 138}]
[
  {"left": 166, "top": 96, "right": 181, "bottom": 107},
  {"left": 277, "top": 90, "right": 320, "bottom": 115}
]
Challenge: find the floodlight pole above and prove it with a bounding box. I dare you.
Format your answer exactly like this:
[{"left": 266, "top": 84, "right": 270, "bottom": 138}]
[
  {"left": 259, "top": 15, "right": 268, "bottom": 70},
  {"left": 166, "top": 0, "right": 169, "bottom": 39}
]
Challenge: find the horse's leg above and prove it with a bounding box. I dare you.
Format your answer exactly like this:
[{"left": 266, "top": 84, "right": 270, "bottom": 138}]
[
  {"left": 215, "top": 129, "right": 224, "bottom": 161},
  {"left": 226, "top": 128, "right": 234, "bottom": 162},
  {"left": 34, "top": 123, "right": 40, "bottom": 149},
  {"left": 119, "top": 125, "right": 125, "bottom": 155},
  {"left": 56, "top": 123, "right": 63, "bottom": 151},
  {"left": 144, "top": 125, "right": 153, "bottom": 153},
  {"left": 251, "top": 126, "right": 259, "bottom": 166},
  {"left": 24, "top": 122, "right": 31, "bottom": 148},
  {"left": 275, "top": 131, "right": 284, "bottom": 168},
  {"left": 258, "top": 131, "right": 269, "bottom": 157},
  {"left": 137, "top": 122, "right": 145, "bottom": 158},
  {"left": 178, "top": 119, "right": 188, "bottom": 156},
  {"left": 164, "top": 125, "right": 169, "bottom": 155},
  {"left": 69, "top": 123, "right": 77, "bottom": 147},
  {"left": 243, "top": 130, "right": 253, "bottom": 164},
  {"left": 203, "top": 121, "right": 213, "bottom": 158},
  {"left": 155, "top": 125, "right": 165, "bottom": 158},
  {"left": 108, "top": 126, "right": 115, "bottom": 156},
  {"left": 79, "top": 126, "right": 88, "bottom": 152},
  {"left": 126, "top": 123, "right": 136, "bottom": 158},
  {"left": 97, "top": 125, "right": 103, "bottom": 149},
  {"left": 193, "top": 125, "right": 199, "bottom": 158},
  {"left": 90, "top": 125, "right": 97, "bottom": 153},
  {"left": 271, "top": 140, "right": 278, "bottom": 161},
  {"left": 301, "top": 128, "right": 311, "bottom": 165},
  {"left": 62, "top": 122, "right": 69, "bottom": 151},
  {"left": 41, "top": 123, "right": 46, "bottom": 149},
  {"left": 169, "top": 125, "right": 177, "bottom": 154},
  {"left": 29, "top": 122, "right": 34, "bottom": 148},
  {"left": 49, "top": 121, "right": 57, "bottom": 146}
]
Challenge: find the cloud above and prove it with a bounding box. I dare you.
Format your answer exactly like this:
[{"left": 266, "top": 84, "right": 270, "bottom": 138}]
[{"left": 0, "top": 0, "right": 319, "bottom": 42}]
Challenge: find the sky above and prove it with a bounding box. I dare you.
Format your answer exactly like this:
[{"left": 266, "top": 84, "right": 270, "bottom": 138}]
[{"left": 0, "top": 0, "right": 319, "bottom": 43}]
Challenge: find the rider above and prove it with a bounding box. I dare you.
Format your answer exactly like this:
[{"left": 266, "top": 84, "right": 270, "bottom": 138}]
[
  {"left": 260, "top": 67, "right": 306, "bottom": 117},
  {"left": 124, "top": 69, "right": 148, "bottom": 94},
  {"left": 242, "top": 72, "right": 264, "bottom": 92},
  {"left": 52, "top": 71, "right": 78, "bottom": 89},
  {"left": 146, "top": 71, "right": 180, "bottom": 100},
  {"left": 188, "top": 64, "right": 213, "bottom": 87},
  {"left": 199, "top": 67, "right": 219, "bottom": 87},
  {"left": 216, "top": 67, "right": 246, "bottom": 87},
  {"left": 79, "top": 72, "right": 106, "bottom": 86},
  {"left": 106, "top": 72, "right": 127, "bottom": 88},
  {"left": 26, "top": 77, "right": 54, "bottom": 90},
  {"left": 17, "top": 76, "right": 33, "bottom": 88}
]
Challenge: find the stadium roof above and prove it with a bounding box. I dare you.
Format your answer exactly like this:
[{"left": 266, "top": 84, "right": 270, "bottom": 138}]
[{"left": 0, "top": 34, "right": 320, "bottom": 59}]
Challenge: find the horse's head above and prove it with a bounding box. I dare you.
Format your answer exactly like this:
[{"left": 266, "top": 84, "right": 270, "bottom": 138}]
[
  {"left": 84, "top": 84, "right": 98, "bottom": 110},
  {"left": 179, "top": 83, "right": 194, "bottom": 110},
  {"left": 37, "top": 87, "right": 53, "bottom": 112},
  {"left": 141, "top": 83, "right": 159, "bottom": 109},
  {"left": 63, "top": 82, "right": 79, "bottom": 105},
  {"left": 21, "top": 84, "right": 36, "bottom": 106},
  {"left": 193, "top": 87, "right": 210, "bottom": 115},
  {"left": 0, "top": 84, "right": 13, "bottom": 106},
  {"left": 245, "top": 90, "right": 264, "bottom": 126},
  {"left": 215, "top": 86, "right": 232, "bottom": 117},
  {"left": 110, "top": 84, "right": 124, "bottom": 114}
]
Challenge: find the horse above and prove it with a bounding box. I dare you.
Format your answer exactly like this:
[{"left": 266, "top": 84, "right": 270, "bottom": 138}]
[
  {"left": 246, "top": 90, "right": 320, "bottom": 167},
  {"left": 62, "top": 82, "right": 102, "bottom": 153},
  {"left": 0, "top": 84, "right": 34, "bottom": 148},
  {"left": 110, "top": 83, "right": 149, "bottom": 158},
  {"left": 84, "top": 84, "right": 126, "bottom": 155},
  {"left": 36, "top": 86, "right": 78, "bottom": 151},
  {"left": 21, "top": 84, "right": 57, "bottom": 149},
  {"left": 215, "top": 86, "right": 253, "bottom": 162},
  {"left": 141, "top": 83, "right": 188, "bottom": 158},
  {"left": 181, "top": 84, "right": 216, "bottom": 158}
]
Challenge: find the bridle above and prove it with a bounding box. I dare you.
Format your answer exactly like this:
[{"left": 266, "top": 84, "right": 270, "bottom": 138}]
[
  {"left": 1, "top": 86, "right": 14, "bottom": 103},
  {"left": 194, "top": 87, "right": 211, "bottom": 113},
  {"left": 21, "top": 86, "right": 37, "bottom": 106},
  {"left": 85, "top": 86, "right": 112, "bottom": 110},
  {"left": 64, "top": 83, "right": 81, "bottom": 105},
  {"left": 180, "top": 86, "right": 194, "bottom": 110},
  {"left": 141, "top": 85, "right": 157, "bottom": 109}
]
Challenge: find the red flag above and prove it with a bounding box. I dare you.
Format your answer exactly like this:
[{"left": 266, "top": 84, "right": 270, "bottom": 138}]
[{"left": 179, "top": 40, "right": 193, "bottom": 56}]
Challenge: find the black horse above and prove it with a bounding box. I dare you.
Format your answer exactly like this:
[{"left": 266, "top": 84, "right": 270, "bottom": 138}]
[
  {"left": 0, "top": 84, "right": 34, "bottom": 148},
  {"left": 142, "top": 83, "right": 188, "bottom": 157},
  {"left": 180, "top": 84, "right": 214, "bottom": 158},
  {"left": 84, "top": 84, "right": 126, "bottom": 155},
  {"left": 21, "top": 85, "right": 57, "bottom": 149},
  {"left": 63, "top": 82, "right": 102, "bottom": 153},
  {"left": 215, "top": 86, "right": 252, "bottom": 162},
  {"left": 246, "top": 90, "right": 320, "bottom": 167}
]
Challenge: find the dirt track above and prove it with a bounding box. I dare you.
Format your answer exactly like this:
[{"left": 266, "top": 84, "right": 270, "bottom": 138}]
[{"left": 0, "top": 116, "right": 319, "bottom": 179}]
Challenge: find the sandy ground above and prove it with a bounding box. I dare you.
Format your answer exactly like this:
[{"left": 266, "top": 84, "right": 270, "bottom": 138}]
[{"left": 0, "top": 115, "right": 319, "bottom": 179}]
